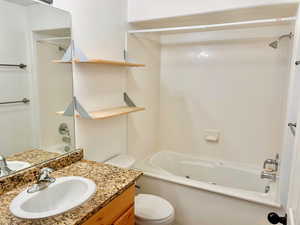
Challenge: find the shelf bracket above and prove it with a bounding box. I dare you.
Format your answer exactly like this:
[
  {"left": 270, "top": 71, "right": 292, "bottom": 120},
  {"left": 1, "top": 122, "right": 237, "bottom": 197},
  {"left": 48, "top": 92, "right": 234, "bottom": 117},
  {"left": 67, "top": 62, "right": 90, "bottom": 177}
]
[
  {"left": 61, "top": 41, "right": 88, "bottom": 62},
  {"left": 63, "top": 97, "right": 92, "bottom": 119},
  {"left": 288, "top": 123, "right": 297, "bottom": 136},
  {"left": 124, "top": 93, "right": 136, "bottom": 107}
]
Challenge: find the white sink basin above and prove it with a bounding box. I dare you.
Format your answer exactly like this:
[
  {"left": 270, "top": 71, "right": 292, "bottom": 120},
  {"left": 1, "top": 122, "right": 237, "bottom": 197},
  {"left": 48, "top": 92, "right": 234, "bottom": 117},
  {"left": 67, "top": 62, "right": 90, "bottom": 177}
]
[
  {"left": 7, "top": 161, "right": 31, "bottom": 172},
  {"left": 10, "top": 176, "right": 96, "bottom": 219}
]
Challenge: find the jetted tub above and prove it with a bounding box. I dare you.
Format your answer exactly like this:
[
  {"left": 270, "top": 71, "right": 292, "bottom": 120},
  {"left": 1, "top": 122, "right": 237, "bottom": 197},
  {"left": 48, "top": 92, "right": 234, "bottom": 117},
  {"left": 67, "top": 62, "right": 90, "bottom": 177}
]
[{"left": 134, "top": 151, "right": 280, "bottom": 225}]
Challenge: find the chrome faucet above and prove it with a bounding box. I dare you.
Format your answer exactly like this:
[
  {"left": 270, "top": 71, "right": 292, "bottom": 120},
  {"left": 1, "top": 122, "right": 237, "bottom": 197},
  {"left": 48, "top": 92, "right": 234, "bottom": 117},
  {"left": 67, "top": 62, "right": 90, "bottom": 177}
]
[
  {"left": 263, "top": 154, "right": 279, "bottom": 172},
  {"left": 261, "top": 171, "right": 277, "bottom": 182},
  {"left": 27, "top": 168, "right": 56, "bottom": 193},
  {"left": 0, "top": 154, "right": 12, "bottom": 177},
  {"left": 261, "top": 154, "right": 279, "bottom": 182}
]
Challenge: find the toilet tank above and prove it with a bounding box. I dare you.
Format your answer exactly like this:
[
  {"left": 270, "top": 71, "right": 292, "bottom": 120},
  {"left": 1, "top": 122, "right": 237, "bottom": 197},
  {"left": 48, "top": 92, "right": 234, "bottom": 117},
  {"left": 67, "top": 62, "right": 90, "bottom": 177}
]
[{"left": 105, "top": 155, "right": 136, "bottom": 168}]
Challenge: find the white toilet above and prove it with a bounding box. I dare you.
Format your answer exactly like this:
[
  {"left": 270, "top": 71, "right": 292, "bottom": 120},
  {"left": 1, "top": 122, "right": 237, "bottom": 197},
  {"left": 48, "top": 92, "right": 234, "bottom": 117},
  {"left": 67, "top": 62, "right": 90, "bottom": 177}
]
[
  {"left": 105, "top": 155, "right": 175, "bottom": 225},
  {"left": 135, "top": 193, "right": 175, "bottom": 225}
]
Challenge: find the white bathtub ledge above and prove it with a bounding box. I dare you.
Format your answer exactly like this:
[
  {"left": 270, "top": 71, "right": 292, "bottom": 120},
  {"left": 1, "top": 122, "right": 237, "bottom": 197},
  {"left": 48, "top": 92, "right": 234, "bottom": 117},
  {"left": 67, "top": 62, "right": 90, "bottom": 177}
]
[{"left": 143, "top": 171, "right": 281, "bottom": 209}]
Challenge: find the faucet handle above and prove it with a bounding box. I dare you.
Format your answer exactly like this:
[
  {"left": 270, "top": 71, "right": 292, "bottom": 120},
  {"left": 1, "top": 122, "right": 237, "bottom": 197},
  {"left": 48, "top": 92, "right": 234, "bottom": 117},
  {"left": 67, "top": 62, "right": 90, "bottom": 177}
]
[
  {"left": 38, "top": 168, "right": 55, "bottom": 183},
  {"left": 40, "top": 167, "right": 54, "bottom": 174}
]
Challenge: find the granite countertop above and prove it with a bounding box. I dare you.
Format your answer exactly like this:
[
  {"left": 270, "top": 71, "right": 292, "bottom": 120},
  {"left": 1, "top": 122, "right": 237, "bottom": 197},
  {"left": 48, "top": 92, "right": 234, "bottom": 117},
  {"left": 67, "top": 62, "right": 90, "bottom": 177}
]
[
  {"left": 0, "top": 160, "right": 143, "bottom": 225},
  {"left": 7, "top": 149, "right": 60, "bottom": 165}
]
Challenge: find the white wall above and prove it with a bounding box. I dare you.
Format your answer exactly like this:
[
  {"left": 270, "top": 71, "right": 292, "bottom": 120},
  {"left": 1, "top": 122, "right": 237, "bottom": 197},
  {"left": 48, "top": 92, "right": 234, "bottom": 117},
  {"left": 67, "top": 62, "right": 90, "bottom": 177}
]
[
  {"left": 128, "top": 0, "right": 299, "bottom": 23},
  {"left": 53, "top": 0, "right": 129, "bottom": 161},
  {"left": 0, "top": 0, "right": 33, "bottom": 157},
  {"left": 158, "top": 26, "right": 291, "bottom": 166},
  {"left": 27, "top": 4, "right": 71, "bottom": 32}
]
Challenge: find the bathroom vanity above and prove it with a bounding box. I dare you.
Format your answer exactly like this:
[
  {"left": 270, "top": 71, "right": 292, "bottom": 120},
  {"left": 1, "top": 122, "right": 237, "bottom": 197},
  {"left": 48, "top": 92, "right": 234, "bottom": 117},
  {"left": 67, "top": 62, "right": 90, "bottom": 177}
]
[
  {"left": 82, "top": 185, "right": 135, "bottom": 225},
  {"left": 0, "top": 155, "right": 142, "bottom": 225}
]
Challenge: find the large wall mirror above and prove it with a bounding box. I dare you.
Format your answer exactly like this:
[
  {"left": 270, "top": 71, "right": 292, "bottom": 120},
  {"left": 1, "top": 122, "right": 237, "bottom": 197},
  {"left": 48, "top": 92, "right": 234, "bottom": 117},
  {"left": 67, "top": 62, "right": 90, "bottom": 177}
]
[{"left": 0, "top": 0, "right": 75, "bottom": 178}]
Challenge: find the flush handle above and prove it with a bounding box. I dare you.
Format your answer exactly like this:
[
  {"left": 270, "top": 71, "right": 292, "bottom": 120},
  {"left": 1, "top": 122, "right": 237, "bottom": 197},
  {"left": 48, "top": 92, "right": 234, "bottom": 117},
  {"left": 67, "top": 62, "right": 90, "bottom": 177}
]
[{"left": 267, "top": 212, "right": 287, "bottom": 225}]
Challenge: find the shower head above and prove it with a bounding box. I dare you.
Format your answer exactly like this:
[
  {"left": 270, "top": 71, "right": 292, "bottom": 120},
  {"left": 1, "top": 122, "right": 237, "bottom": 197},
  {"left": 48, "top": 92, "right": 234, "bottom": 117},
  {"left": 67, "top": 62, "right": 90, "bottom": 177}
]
[
  {"left": 269, "top": 32, "right": 293, "bottom": 49},
  {"left": 269, "top": 40, "right": 279, "bottom": 49}
]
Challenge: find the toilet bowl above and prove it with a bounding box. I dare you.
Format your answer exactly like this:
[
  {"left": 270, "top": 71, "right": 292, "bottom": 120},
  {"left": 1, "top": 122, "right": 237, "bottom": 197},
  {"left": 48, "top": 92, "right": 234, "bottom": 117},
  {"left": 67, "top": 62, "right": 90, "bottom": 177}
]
[
  {"left": 105, "top": 155, "right": 175, "bottom": 225},
  {"left": 135, "top": 194, "right": 175, "bottom": 225}
]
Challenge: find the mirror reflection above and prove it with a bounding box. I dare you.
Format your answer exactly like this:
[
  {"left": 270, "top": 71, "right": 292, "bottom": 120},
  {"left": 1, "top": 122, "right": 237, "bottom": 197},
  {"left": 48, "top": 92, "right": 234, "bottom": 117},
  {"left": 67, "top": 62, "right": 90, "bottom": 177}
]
[{"left": 0, "top": 0, "right": 75, "bottom": 178}]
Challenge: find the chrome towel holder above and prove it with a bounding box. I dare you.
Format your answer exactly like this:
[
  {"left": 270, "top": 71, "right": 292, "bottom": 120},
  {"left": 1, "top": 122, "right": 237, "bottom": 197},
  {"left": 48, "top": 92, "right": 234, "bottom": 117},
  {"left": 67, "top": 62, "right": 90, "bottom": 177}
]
[
  {"left": 0, "top": 98, "right": 30, "bottom": 105},
  {"left": 0, "top": 63, "right": 27, "bottom": 69}
]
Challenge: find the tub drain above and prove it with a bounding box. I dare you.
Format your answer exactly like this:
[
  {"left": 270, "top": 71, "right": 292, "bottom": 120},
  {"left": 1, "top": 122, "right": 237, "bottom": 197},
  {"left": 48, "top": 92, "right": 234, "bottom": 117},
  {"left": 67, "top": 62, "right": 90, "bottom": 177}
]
[{"left": 185, "top": 176, "right": 190, "bottom": 179}]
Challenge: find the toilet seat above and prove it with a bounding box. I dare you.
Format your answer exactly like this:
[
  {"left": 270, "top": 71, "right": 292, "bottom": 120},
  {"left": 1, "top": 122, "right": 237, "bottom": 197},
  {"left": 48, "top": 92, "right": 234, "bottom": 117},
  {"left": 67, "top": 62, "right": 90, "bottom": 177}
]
[
  {"left": 136, "top": 214, "right": 174, "bottom": 225},
  {"left": 135, "top": 194, "right": 174, "bottom": 222}
]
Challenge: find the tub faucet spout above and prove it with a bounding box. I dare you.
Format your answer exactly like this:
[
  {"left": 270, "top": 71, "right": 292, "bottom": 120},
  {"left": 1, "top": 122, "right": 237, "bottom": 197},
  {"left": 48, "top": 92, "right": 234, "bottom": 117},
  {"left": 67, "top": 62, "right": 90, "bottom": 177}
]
[{"left": 261, "top": 171, "right": 276, "bottom": 182}]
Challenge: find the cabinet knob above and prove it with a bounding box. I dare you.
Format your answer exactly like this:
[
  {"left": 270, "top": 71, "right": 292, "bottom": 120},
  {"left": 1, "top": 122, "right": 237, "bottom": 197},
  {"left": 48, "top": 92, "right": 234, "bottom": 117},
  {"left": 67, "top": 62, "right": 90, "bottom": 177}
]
[{"left": 267, "top": 212, "right": 287, "bottom": 225}]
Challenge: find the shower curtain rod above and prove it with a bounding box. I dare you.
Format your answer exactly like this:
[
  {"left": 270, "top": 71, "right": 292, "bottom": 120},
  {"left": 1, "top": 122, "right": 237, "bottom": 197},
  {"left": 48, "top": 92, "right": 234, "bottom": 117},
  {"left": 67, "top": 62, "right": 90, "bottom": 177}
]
[
  {"left": 37, "top": 36, "right": 71, "bottom": 41},
  {"left": 128, "top": 17, "right": 296, "bottom": 34}
]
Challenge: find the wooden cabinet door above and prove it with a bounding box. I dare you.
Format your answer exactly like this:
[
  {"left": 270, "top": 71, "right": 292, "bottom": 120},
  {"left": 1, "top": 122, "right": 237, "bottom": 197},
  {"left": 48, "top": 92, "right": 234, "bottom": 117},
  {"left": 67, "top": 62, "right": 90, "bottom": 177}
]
[
  {"left": 113, "top": 206, "right": 135, "bottom": 225},
  {"left": 82, "top": 185, "right": 135, "bottom": 225}
]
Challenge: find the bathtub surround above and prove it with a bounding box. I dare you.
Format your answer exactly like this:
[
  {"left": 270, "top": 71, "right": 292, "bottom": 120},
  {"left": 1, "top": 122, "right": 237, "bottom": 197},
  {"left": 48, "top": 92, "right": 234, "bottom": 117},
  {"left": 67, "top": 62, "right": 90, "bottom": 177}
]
[
  {"left": 127, "top": 25, "right": 291, "bottom": 166},
  {"left": 158, "top": 26, "right": 291, "bottom": 166},
  {"left": 0, "top": 149, "right": 83, "bottom": 194},
  {"left": 0, "top": 159, "right": 142, "bottom": 225},
  {"left": 127, "top": 33, "right": 161, "bottom": 160}
]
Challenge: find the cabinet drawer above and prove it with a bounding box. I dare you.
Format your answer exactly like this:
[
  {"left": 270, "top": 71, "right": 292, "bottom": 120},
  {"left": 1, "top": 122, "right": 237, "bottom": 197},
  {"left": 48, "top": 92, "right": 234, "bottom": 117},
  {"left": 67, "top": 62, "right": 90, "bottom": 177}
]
[
  {"left": 113, "top": 206, "right": 135, "bottom": 225},
  {"left": 82, "top": 185, "right": 135, "bottom": 225}
]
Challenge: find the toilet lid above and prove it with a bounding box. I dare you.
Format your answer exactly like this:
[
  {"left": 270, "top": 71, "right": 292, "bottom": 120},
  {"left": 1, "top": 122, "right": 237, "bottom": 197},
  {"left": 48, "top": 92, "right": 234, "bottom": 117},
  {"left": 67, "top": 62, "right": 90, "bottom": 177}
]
[{"left": 135, "top": 194, "right": 174, "bottom": 221}]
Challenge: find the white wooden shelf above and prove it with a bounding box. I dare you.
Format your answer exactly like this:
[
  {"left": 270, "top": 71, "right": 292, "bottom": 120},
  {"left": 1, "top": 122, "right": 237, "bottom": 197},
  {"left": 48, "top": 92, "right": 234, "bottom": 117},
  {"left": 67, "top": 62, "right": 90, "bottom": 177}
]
[
  {"left": 57, "top": 106, "right": 145, "bottom": 120},
  {"left": 53, "top": 59, "right": 145, "bottom": 67}
]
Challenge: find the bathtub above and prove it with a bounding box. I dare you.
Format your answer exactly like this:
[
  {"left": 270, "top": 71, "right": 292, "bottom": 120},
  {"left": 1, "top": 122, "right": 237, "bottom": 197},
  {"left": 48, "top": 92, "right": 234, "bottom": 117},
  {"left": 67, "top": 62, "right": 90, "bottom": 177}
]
[{"left": 134, "top": 151, "right": 281, "bottom": 225}]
